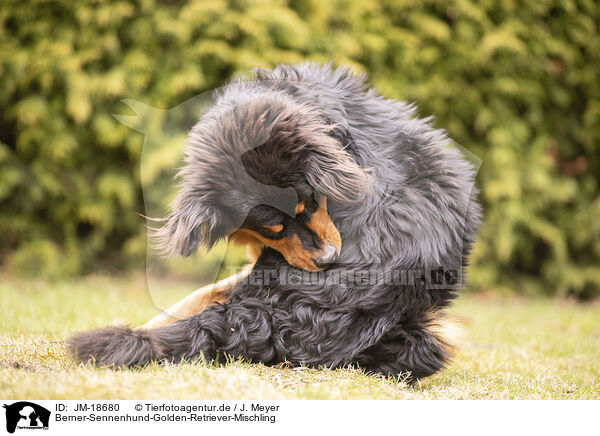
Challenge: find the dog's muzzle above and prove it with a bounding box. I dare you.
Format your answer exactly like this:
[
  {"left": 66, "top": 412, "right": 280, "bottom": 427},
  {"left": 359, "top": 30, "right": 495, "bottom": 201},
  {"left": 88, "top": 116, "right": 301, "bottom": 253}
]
[{"left": 314, "top": 244, "right": 339, "bottom": 268}]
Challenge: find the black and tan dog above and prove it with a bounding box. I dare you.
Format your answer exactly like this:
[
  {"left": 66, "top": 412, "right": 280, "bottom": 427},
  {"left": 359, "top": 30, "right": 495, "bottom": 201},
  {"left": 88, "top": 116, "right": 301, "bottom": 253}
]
[{"left": 68, "top": 63, "right": 481, "bottom": 379}]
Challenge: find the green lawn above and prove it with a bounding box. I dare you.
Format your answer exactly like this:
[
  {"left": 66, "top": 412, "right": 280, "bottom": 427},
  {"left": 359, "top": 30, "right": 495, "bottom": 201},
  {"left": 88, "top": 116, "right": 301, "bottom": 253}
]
[{"left": 1, "top": 275, "right": 599, "bottom": 399}]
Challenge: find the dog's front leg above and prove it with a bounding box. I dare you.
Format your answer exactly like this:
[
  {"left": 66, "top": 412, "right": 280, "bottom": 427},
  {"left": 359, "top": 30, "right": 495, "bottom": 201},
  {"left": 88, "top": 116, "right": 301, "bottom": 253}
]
[{"left": 138, "top": 264, "right": 253, "bottom": 329}]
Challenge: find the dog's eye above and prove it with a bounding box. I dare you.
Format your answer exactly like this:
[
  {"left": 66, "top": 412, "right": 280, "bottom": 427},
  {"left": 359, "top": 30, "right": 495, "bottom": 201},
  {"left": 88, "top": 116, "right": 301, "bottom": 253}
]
[{"left": 264, "top": 224, "right": 284, "bottom": 233}]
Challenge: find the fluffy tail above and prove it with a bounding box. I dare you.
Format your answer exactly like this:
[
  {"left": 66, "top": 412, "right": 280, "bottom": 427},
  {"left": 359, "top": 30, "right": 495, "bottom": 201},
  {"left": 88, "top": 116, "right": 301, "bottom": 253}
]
[{"left": 67, "top": 321, "right": 214, "bottom": 367}]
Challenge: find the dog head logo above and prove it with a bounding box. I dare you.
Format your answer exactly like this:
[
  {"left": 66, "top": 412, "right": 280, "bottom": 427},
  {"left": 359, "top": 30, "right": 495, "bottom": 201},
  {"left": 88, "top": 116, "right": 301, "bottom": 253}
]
[
  {"left": 3, "top": 402, "right": 50, "bottom": 433},
  {"left": 114, "top": 88, "right": 367, "bottom": 279},
  {"left": 115, "top": 95, "right": 299, "bottom": 264}
]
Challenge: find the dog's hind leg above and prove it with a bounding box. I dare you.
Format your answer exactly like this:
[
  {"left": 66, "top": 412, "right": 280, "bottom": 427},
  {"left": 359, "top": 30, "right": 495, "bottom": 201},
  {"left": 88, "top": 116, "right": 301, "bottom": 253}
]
[
  {"left": 355, "top": 311, "right": 463, "bottom": 380},
  {"left": 138, "top": 264, "right": 254, "bottom": 329}
]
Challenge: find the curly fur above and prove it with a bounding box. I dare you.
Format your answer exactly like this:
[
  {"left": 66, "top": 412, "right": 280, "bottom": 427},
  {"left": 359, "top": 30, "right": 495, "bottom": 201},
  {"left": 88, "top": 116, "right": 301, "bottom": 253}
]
[{"left": 68, "top": 63, "right": 481, "bottom": 379}]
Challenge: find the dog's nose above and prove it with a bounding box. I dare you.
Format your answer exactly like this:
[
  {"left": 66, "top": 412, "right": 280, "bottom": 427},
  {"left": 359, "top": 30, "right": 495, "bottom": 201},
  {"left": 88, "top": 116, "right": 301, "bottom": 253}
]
[{"left": 314, "top": 244, "right": 339, "bottom": 268}]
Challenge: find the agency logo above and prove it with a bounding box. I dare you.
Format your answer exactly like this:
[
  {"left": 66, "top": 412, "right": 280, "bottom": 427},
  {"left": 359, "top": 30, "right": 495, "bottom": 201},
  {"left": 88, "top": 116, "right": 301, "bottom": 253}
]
[{"left": 2, "top": 402, "right": 50, "bottom": 434}]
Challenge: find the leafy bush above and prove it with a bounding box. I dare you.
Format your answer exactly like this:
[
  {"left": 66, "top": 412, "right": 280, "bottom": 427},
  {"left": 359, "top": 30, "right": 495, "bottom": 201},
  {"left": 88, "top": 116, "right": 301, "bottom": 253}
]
[{"left": 1, "top": 0, "right": 598, "bottom": 297}]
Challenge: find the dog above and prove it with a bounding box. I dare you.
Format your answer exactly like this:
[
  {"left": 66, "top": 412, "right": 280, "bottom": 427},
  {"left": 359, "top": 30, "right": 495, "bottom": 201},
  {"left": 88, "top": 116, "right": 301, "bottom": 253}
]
[{"left": 68, "top": 63, "right": 481, "bottom": 379}]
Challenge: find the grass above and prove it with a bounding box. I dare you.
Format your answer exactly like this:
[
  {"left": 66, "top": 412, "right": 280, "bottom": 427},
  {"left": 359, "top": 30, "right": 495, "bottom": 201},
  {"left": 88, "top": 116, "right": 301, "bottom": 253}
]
[{"left": 1, "top": 274, "right": 599, "bottom": 399}]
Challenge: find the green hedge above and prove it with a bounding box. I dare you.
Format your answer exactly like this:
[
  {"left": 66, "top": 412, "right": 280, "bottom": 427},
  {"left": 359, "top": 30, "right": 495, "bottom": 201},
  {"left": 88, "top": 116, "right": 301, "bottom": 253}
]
[{"left": 1, "top": 0, "right": 599, "bottom": 297}]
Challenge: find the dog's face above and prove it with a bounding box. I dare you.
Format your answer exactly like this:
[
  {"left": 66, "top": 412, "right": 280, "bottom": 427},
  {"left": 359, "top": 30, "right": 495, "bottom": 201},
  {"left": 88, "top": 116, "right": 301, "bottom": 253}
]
[
  {"left": 155, "top": 95, "right": 369, "bottom": 271},
  {"left": 231, "top": 193, "right": 341, "bottom": 271}
]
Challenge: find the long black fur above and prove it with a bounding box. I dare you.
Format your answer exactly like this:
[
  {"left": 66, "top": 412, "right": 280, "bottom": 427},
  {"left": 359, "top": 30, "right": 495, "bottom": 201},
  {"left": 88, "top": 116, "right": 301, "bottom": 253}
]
[
  {"left": 69, "top": 249, "right": 452, "bottom": 378},
  {"left": 68, "top": 63, "right": 481, "bottom": 379}
]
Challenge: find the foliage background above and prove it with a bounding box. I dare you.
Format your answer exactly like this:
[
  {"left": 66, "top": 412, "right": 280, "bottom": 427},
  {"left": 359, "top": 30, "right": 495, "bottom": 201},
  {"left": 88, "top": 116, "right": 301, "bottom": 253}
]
[{"left": 1, "top": 0, "right": 598, "bottom": 298}]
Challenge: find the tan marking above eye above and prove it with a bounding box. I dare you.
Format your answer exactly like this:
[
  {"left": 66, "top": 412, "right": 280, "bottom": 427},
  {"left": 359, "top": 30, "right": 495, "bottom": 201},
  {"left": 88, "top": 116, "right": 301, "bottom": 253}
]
[
  {"left": 295, "top": 201, "right": 305, "bottom": 214},
  {"left": 265, "top": 224, "right": 283, "bottom": 233}
]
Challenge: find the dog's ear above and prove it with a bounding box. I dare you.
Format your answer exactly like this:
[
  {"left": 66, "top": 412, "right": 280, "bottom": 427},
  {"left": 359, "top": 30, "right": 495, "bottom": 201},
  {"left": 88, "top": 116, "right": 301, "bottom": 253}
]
[
  {"left": 305, "top": 126, "right": 370, "bottom": 202},
  {"left": 152, "top": 196, "right": 229, "bottom": 257}
]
